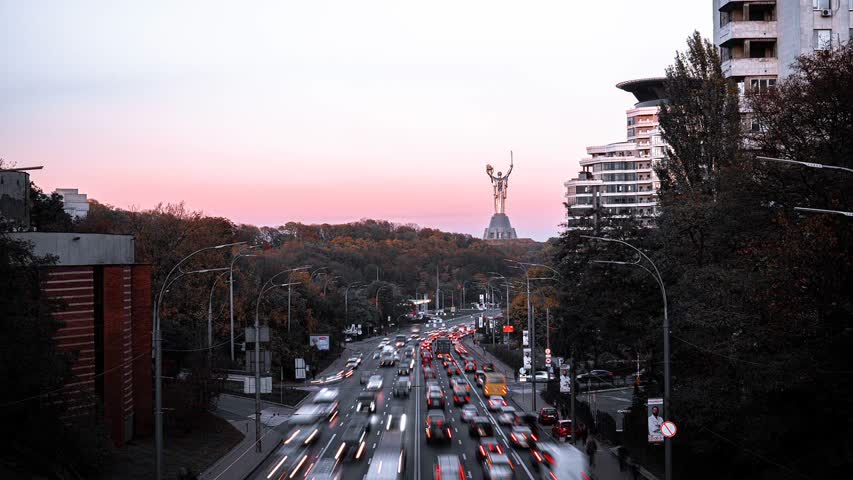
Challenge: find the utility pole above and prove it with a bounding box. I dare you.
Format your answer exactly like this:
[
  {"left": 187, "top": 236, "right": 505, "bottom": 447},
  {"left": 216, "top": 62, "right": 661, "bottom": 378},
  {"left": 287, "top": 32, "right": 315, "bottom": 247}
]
[
  {"left": 435, "top": 265, "right": 440, "bottom": 313},
  {"left": 570, "top": 352, "right": 576, "bottom": 445},
  {"left": 546, "top": 307, "right": 550, "bottom": 351},
  {"left": 526, "top": 270, "right": 536, "bottom": 412}
]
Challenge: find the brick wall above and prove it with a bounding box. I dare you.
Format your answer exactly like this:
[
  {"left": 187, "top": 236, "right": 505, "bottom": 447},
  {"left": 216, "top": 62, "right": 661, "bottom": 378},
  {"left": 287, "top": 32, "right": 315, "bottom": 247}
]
[{"left": 131, "top": 265, "right": 153, "bottom": 436}]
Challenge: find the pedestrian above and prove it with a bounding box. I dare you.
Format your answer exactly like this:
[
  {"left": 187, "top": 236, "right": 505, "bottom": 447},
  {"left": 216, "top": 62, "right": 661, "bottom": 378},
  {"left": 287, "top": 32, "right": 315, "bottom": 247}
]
[
  {"left": 585, "top": 438, "right": 598, "bottom": 467},
  {"left": 617, "top": 445, "right": 628, "bottom": 471}
]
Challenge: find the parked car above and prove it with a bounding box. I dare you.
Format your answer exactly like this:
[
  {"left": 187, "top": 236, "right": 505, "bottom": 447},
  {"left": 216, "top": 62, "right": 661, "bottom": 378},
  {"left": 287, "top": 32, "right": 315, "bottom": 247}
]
[{"left": 551, "top": 419, "right": 585, "bottom": 440}]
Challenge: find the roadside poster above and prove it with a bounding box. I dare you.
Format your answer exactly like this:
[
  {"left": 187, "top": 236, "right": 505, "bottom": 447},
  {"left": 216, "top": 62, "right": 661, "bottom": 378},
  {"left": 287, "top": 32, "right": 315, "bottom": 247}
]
[
  {"left": 523, "top": 348, "right": 532, "bottom": 369},
  {"left": 559, "top": 364, "right": 572, "bottom": 393},
  {"left": 522, "top": 330, "right": 529, "bottom": 347},
  {"left": 647, "top": 398, "right": 664, "bottom": 443},
  {"left": 309, "top": 335, "right": 330, "bottom": 351}
]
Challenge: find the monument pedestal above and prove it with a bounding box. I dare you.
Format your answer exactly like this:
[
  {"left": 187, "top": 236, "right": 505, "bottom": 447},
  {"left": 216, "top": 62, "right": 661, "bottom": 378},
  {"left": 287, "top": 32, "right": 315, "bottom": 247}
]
[{"left": 483, "top": 213, "right": 518, "bottom": 240}]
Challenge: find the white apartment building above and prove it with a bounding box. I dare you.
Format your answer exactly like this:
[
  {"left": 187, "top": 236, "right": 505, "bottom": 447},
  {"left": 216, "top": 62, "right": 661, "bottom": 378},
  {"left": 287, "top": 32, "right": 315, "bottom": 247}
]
[
  {"left": 714, "top": 0, "right": 852, "bottom": 90},
  {"left": 54, "top": 188, "right": 90, "bottom": 219},
  {"left": 564, "top": 79, "right": 666, "bottom": 230}
]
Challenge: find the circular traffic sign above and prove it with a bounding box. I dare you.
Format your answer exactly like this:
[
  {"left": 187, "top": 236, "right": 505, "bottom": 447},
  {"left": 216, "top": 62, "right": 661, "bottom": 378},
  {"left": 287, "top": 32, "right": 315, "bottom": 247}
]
[
  {"left": 545, "top": 348, "right": 551, "bottom": 355},
  {"left": 661, "top": 421, "right": 677, "bottom": 438}
]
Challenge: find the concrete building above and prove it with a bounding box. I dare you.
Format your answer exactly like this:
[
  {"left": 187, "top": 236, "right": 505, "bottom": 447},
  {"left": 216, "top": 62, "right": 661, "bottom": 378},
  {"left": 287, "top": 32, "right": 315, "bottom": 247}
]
[
  {"left": 54, "top": 188, "right": 90, "bottom": 219},
  {"left": 714, "top": 0, "right": 852, "bottom": 90},
  {"left": 8, "top": 232, "right": 153, "bottom": 447},
  {"left": 563, "top": 78, "right": 666, "bottom": 230}
]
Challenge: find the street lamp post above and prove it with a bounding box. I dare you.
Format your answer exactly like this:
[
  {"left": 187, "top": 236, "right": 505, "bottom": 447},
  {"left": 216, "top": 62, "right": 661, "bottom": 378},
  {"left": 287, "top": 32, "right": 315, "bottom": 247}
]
[
  {"left": 154, "top": 241, "right": 245, "bottom": 480},
  {"left": 580, "top": 235, "right": 671, "bottom": 480},
  {"left": 507, "top": 261, "right": 559, "bottom": 413},
  {"left": 285, "top": 266, "right": 311, "bottom": 333},
  {"left": 208, "top": 270, "right": 230, "bottom": 368},
  {"left": 253, "top": 271, "right": 299, "bottom": 453},
  {"left": 345, "top": 282, "right": 362, "bottom": 325},
  {"left": 229, "top": 248, "right": 259, "bottom": 362}
]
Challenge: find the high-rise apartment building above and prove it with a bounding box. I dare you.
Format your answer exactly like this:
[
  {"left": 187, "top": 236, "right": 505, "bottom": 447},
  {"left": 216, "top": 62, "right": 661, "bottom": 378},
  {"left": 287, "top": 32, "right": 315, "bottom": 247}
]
[
  {"left": 563, "top": 79, "right": 666, "bottom": 230},
  {"left": 714, "top": 0, "right": 851, "bottom": 91}
]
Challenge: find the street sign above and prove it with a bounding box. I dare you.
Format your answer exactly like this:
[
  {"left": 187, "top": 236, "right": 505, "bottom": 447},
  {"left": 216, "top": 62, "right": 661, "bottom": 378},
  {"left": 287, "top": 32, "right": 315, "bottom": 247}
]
[
  {"left": 523, "top": 348, "right": 532, "bottom": 369},
  {"left": 295, "top": 358, "right": 306, "bottom": 380},
  {"left": 502, "top": 325, "right": 514, "bottom": 333},
  {"left": 545, "top": 348, "right": 552, "bottom": 366},
  {"left": 522, "top": 330, "right": 529, "bottom": 347},
  {"left": 661, "top": 421, "right": 677, "bottom": 438},
  {"left": 545, "top": 348, "right": 551, "bottom": 355}
]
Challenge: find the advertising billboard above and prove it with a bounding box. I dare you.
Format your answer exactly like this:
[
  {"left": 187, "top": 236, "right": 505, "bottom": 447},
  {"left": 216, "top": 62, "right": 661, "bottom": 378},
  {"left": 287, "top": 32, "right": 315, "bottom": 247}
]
[
  {"left": 309, "top": 335, "right": 330, "bottom": 351},
  {"left": 647, "top": 398, "right": 664, "bottom": 443}
]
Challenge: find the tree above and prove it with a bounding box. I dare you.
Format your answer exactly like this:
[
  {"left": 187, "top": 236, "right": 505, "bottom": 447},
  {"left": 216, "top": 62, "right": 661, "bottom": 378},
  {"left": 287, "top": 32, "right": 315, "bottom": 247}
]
[{"left": 29, "top": 183, "right": 73, "bottom": 232}]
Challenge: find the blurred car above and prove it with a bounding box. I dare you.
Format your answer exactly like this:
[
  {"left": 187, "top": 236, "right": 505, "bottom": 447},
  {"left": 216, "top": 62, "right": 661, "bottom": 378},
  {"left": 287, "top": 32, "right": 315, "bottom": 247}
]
[
  {"left": 338, "top": 416, "right": 371, "bottom": 461},
  {"left": 534, "top": 371, "right": 551, "bottom": 382},
  {"left": 510, "top": 425, "right": 535, "bottom": 448},
  {"left": 425, "top": 411, "right": 452, "bottom": 444},
  {"left": 475, "top": 371, "right": 486, "bottom": 388},
  {"left": 398, "top": 365, "right": 411, "bottom": 376},
  {"left": 366, "top": 375, "right": 384, "bottom": 391},
  {"left": 372, "top": 351, "right": 381, "bottom": 360},
  {"left": 460, "top": 404, "right": 479, "bottom": 423},
  {"left": 477, "top": 437, "right": 503, "bottom": 460},
  {"left": 481, "top": 452, "right": 515, "bottom": 480},
  {"left": 538, "top": 407, "right": 558, "bottom": 426},
  {"left": 385, "top": 408, "right": 407, "bottom": 432},
  {"left": 482, "top": 363, "right": 496, "bottom": 372},
  {"left": 469, "top": 416, "right": 495, "bottom": 438},
  {"left": 360, "top": 372, "right": 371, "bottom": 385},
  {"left": 306, "top": 457, "right": 341, "bottom": 480},
  {"left": 450, "top": 377, "right": 471, "bottom": 393},
  {"left": 487, "top": 396, "right": 508, "bottom": 411},
  {"left": 392, "top": 377, "right": 411, "bottom": 398},
  {"left": 434, "top": 454, "right": 465, "bottom": 480},
  {"left": 497, "top": 406, "right": 518, "bottom": 425},
  {"left": 446, "top": 365, "right": 462, "bottom": 376},
  {"left": 530, "top": 442, "right": 590, "bottom": 480},
  {"left": 426, "top": 389, "right": 445, "bottom": 409},
  {"left": 464, "top": 360, "right": 477, "bottom": 372},
  {"left": 355, "top": 391, "right": 377, "bottom": 413},
  {"left": 313, "top": 387, "right": 340, "bottom": 421},
  {"left": 347, "top": 357, "right": 362, "bottom": 368},
  {"left": 423, "top": 367, "right": 437, "bottom": 379},
  {"left": 452, "top": 385, "right": 469, "bottom": 405}
]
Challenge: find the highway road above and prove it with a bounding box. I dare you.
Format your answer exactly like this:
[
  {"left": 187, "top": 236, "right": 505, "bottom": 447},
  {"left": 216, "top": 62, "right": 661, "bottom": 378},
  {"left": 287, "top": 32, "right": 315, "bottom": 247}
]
[{"left": 249, "top": 311, "right": 590, "bottom": 480}]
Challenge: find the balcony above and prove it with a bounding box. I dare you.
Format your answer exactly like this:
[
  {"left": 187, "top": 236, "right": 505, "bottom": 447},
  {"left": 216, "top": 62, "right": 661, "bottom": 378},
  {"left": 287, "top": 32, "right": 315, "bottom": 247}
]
[
  {"left": 722, "top": 57, "right": 778, "bottom": 78},
  {"left": 719, "top": 21, "right": 777, "bottom": 46}
]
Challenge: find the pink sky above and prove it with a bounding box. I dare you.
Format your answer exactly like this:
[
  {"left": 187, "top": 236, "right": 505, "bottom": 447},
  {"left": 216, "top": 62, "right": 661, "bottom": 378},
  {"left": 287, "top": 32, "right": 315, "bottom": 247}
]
[{"left": 1, "top": 1, "right": 710, "bottom": 240}]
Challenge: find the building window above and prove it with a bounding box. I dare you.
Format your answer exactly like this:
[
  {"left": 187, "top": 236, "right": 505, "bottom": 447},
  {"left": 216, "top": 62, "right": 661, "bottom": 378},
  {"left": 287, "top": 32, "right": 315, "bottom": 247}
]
[
  {"left": 814, "top": 29, "right": 832, "bottom": 50},
  {"left": 813, "top": 0, "right": 831, "bottom": 10},
  {"left": 750, "top": 78, "right": 776, "bottom": 93},
  {"left": 627, "top": 117, "right": 635, "bottom": 126},
  {"left": 627, "top": 128, "right": 635, "bottom": 137}
]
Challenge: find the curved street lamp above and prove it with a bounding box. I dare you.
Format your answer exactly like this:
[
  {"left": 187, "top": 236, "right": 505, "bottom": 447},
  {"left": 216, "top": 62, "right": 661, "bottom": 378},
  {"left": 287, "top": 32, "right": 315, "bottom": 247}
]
[
  {"left": 154, "top": 241, "right": 246, "bottom": 480},
  {"left": 580, "top": 234, "right": 671, "bottom": 480}
]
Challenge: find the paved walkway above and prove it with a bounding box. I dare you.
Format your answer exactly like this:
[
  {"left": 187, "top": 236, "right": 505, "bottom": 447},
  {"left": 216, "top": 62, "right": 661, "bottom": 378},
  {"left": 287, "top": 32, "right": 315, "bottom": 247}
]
[{"left": 465, "top": 338, "right": 658, "bottom": 480}]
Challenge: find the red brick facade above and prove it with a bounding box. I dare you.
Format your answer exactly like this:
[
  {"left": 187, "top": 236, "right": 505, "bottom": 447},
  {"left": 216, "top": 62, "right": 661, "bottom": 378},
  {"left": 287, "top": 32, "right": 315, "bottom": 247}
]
[{"left": 44, "top": 264, "right": 152, "bottom": 447}]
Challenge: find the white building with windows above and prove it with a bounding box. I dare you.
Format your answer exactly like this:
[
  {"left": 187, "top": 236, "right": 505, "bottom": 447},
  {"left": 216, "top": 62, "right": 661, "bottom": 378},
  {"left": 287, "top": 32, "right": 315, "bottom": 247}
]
[
  {"left": 714, "top": 0, "right": 851, "bottom": 89},
  {"left": 54, "top": 188, "right": 90, "bottom": 219},
  {"left": 563, "top": 79, "right": 666, "bottom": 230}
]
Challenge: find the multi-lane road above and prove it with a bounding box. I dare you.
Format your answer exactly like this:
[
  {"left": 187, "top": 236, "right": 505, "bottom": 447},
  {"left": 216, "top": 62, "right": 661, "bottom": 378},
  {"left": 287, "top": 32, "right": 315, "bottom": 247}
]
[{"left": 249, "top": 311, "right": 589, "bottom": 480}]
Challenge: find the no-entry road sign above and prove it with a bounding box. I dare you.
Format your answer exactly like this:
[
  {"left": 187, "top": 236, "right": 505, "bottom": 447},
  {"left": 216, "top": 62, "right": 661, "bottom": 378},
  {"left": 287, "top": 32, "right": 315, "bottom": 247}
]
[{"left": 661, "top": 421, "right": 677, "bottom": 438}]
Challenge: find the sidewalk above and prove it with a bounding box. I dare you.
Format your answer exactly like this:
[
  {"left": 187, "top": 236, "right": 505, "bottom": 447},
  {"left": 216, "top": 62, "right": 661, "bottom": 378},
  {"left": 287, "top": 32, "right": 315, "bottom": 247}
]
[{"left": 464, "top": 338, "right": 657, "bottom": 480}]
